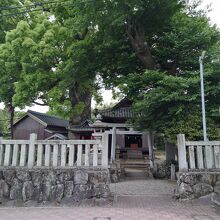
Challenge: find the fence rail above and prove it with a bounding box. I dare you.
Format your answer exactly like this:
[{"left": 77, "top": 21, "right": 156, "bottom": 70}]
[
  {"left": 0, "top": 133, "right": 108, "bottom": 168},
  {"left": 177, "top": 134, "right": 220, "bottom": 171}
]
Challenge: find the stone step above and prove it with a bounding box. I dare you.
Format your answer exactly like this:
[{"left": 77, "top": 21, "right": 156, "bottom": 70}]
[
  {"left": 121, "top": 164, "right": 148, "bottom": 169},
  {"left": 124, "top": 168, "right": 152, "bottom": 179},
  {"left": 126, "top": 150, "right": 143, "bottom": 159},
  {"left": 120, "top": 161, "right": 150, "bottom": 169}
]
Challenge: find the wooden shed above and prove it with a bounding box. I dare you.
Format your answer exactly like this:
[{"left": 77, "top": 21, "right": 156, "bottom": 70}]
[{"left": 13, "top": 110, "right": 68, "bottom": 140}]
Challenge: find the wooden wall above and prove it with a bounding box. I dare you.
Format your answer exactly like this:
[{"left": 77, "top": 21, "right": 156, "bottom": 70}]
[{"left": 13, "top": 116, "right": 48, "bottom": 140}]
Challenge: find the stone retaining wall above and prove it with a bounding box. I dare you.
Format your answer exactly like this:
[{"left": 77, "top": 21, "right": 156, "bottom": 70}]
[
  {"left": 109, "top": 162, "right": 125, "bottom": 183},
  {"left": 153, "top": 160, "right": 178, "bottom": 179},
  {"left": 175, "top": 171, "right": 220, "bottom": 199},
  {"left": 0, "top": 168, "right": 110, "bottom": 205}
]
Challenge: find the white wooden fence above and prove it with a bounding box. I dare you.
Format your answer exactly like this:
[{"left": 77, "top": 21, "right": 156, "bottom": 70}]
[
  {"left": 177, "top": 134, "right": 220, "bottom": 172},
  {"left": 0, "top": 133, "right": 109, "bottom": 168}
]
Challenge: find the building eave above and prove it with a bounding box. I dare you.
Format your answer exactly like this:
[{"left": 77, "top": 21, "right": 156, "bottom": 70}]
[
  {"left": 90, "top": 121, "right": 132, "bottom": 128},
  {"left": 27, "top": 112, "right": 48, "bottom": 127}
]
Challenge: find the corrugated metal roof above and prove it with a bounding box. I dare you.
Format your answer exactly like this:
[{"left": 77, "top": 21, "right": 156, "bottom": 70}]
[{"left": 28, "top": 110, "right": 69, "bottom": 128}]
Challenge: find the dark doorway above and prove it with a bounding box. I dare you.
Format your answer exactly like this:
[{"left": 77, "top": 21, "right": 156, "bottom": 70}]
[{"left": 125, "top": 135, "right": 142, "bottom": 149}]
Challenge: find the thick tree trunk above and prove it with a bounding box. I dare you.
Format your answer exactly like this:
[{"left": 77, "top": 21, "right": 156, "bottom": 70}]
[
  {"left": 68, "top": 83, "right": 92, "bottom": 139},
  {"left": 126, "top": 19, "right": 155, "bottom": 70},
  {"left": 6, "top": 104, "right": 15, "bottom": 139}
]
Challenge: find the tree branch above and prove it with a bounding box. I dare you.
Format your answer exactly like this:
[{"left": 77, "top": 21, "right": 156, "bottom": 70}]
[
  {"left": 126, "top": 18, "right": 155, "bottom": 70},
  {"left": 33, "top": 101, "right": 48, "bottom": 106}
]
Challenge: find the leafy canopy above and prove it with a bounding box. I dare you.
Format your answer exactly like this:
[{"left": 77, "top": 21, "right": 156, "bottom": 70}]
[{"left": 0, "top": 0, "right": 219, "bottom": 141}]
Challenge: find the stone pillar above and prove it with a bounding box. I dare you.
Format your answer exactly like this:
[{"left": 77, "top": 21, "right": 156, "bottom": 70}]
[
  {"left": 111, "top": 127, "right": 116, "bottom": 163},
  {"left": 147, "top": 132, "right": 155, "bottom": 169},
  {"left": 101, "top": 132, "right": 109, "bottom": 167},
  {"left": 4, "top": 144, "right": 12, "bottom": 166},
  {"left": 0, "top": 137, "right": 3, "bottom": 166},
  {"left": 28, "top": 133, "right": 37, "bottom": 168},
  {"left": 142, "top": 132, "right": 148, "bottom": 149},
  {"left": 165, "top": 141, "right": 176, "bottom": 161},
  {"left": 177, "top": 134, "right": 188, "bottom": 172},
  {"left": 171, "top": 164, "right": 176, "bottom": 181}
]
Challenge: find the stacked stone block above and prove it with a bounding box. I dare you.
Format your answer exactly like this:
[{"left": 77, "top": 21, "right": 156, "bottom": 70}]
[
  {"left": 0, "top": 168, "right": 110, "bottom": 204},
  {"left": 175, "top": 172, "right": 220, "bottom": 199}
]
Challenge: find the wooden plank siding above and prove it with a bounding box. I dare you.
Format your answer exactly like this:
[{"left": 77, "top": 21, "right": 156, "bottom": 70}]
[
  {"left": 13, "top": 116, "right": 47, "bottom": 140},
  {"left": 13, "top": 115, "right": 67, "bottom": 140}
]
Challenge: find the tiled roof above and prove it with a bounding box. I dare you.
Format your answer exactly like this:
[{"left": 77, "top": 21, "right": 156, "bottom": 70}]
[
  {"left": 100, "top": 107, "right": 133, "bottom": 119},
  {"left": 112, "top": 97, "right": 132, "bottom": 109},
  {"left": 28, "top": 110, "right": 69, "bottom": 128},
  {"left": 100, "top": 98, "right": 133, "bottom": 120},
  {"left": 69, "top": 120, "right": 94, "bottom": 131}
]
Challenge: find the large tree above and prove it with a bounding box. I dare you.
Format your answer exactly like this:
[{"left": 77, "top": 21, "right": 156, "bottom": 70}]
[
  {"left": 1, "top": 0, "right": 219, "bottom": 141},
  {"left": 0, "top": 0, "right": 26, "bottom": 138},
  {"left": 120, "top": 12, "right": 220, "bottom": 140},
  {"left": 2, "top": 0, "right": 181, "bottom": 126}
]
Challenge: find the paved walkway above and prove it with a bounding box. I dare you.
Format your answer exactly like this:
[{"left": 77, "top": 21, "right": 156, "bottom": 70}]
[
  {"left": 0, "top": 179, "right": 220, "bottom": 220},
  {"left": 110, "top": 178, "right": 175, "bottom": 196}
]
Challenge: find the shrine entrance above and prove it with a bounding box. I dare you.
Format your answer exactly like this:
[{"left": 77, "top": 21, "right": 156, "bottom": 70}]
[
  {"left": 92, "top": 127, "right": 155, "bottom": 181},
  {"left": 125, "top": 134, "right": 142, "bottom": 149}
]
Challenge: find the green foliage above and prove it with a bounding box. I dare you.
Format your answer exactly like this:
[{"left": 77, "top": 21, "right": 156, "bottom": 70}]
[
  {"left": 4, "top": 7, "right": 98, "bottom": 119},
  {"left": 0, "top": 109, "right": 25, "bottom": 137},
  {"left": 0, "top": 0, "right": 219, "bottom": 141},
  {"left": 112, "top": 1, "right": 220, "bottom": 141},
  {"left": 0, "top": 1, "right": 28, "bottom": 136},
  {"left": 74, "top": 0, "right": 182, "bottom": 86},
  {"left": 0, "top": 0, "right": 181, "bottom": 120},
  {"left": 153, "top": 12, "right": 220, "bottom": 73},
  {"left": 124, "top": 65, "right": 220, "bottom": 141}
]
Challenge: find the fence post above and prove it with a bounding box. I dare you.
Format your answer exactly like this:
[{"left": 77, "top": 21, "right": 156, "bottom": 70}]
[
  {"left": 4, "top": 144, "right": 12, "bottom": 166},
  {"left": 0, "top": 137, "right": 3, "bottom": 166},
  {"left": 205, "top": 145, "right": 214, "bottom": 169},
  {"left": 177, "top": 134, "right": 188, "bottom": 172},
  {"left": 147, "top": 132, "right": 155, "bottom": 169},
  {"left": 28, "top": 133, "right": 37, "bottom": 168},
  {"left": 101, "top": 132, "right": 109, "bottom": 168},
  {"left": 110, "top": 127, "right": 116, "bottom": 163},
  {"left": 171, "top": 164, "right": 176, "bottom": 181}
]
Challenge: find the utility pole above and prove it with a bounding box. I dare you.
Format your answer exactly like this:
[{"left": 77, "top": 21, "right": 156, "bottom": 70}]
[{"left": 199, "top": 51, "right": 208, "bottom": 141}]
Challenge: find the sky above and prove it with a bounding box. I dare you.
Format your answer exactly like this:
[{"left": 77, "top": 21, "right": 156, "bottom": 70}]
[
  {"left": 202, "top": 0, "right": 220, "bottom": 27},
  {"left": 2, "top": 0, "right": 220, "bottom": 113}
]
